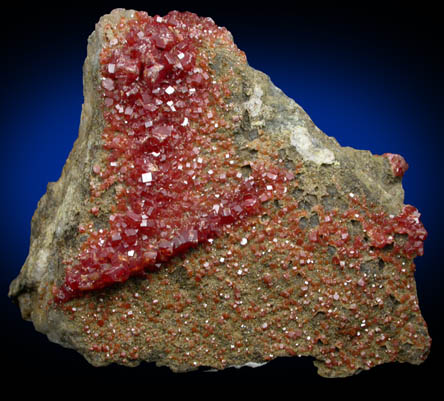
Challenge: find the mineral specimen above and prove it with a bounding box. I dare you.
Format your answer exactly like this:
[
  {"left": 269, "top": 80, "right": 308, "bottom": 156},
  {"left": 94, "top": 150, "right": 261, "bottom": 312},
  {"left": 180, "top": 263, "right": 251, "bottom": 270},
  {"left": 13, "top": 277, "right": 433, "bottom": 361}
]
[{"left": 9, "top": 9, "right": 431, "bottom": 377}]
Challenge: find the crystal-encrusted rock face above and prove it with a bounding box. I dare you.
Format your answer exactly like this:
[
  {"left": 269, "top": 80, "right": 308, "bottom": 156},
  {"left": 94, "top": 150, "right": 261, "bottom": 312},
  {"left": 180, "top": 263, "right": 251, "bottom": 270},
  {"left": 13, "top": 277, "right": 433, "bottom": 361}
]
[
  {"left": 53, "top": 11, "right": 293, "bottom": 302},
  {"left": 9, "top": 9, "right": 431, "bottom": 377}
]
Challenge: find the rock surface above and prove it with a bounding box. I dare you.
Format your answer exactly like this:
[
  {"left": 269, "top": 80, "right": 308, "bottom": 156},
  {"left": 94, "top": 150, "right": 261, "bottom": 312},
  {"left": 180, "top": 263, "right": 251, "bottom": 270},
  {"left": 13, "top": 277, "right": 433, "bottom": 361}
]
[{"left": 9, "top": 9, "right": 431, "bottom": 377}]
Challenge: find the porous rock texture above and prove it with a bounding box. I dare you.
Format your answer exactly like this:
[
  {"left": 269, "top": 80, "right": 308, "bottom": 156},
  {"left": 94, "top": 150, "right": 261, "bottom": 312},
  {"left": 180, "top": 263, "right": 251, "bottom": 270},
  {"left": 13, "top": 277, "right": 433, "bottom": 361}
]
[{"left": 9, "top": 9, "right": 431, "bottom": 377}]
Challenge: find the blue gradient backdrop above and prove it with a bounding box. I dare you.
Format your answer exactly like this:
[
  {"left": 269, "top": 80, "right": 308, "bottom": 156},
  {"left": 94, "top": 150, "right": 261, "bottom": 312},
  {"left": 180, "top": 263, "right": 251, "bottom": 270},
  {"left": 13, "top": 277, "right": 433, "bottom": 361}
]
[{"left": 1, "top": 2, "right": 442, "bottom": 388}]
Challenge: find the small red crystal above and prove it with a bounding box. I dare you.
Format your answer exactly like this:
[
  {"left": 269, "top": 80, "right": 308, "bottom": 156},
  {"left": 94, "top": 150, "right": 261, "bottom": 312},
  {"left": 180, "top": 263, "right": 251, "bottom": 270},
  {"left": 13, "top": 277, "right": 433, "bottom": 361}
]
[{"left": 382, "top": 153, "right": 409, "bottom": 177}]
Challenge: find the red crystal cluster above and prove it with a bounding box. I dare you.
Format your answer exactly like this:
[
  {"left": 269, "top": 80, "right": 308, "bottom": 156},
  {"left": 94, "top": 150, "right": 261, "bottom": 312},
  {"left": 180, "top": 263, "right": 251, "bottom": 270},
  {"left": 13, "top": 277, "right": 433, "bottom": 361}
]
[
  {"left": 306, "top": 196, "right": 427, "bottom": 262},
  {"left": 61, "top": 190, "right": 429, "bottom": 371},
  {"left": 383, "top": 153, "right": 409, "bottom": 178},
  {"left": 54, "top": 11, "right": 292, "bottom": 302},
  {"left": 361, "top": 204, "right": 426, "bottom": 256},
  {"left": 319, "top": 199, "right": 427, "bottom": 266}
]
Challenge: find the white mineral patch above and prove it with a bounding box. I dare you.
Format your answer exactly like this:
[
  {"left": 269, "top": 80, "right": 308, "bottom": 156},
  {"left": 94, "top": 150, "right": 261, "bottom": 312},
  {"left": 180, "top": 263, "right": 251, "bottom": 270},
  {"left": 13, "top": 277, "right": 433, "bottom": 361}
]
[
  {"left": 233, "top": 361, "right": 268, "bottom": 369},
  {"left": 30, "top": 248, "right": 50, "bottom": 283},
  {"left": 290, "top": 126, "right": 335, "bottom": 165},
  {"left": 205, "top": 361, "right": 268, "bottom": 372},
  {"left": 244, "top": 84, "right": 263, "bottom": 117}
]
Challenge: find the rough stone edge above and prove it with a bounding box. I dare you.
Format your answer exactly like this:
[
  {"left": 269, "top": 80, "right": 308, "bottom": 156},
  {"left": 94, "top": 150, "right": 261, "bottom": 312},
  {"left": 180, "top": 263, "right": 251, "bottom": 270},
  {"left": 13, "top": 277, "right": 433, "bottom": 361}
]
[{"left": 8, "top": 9, "right": 137, "bottom": 351}]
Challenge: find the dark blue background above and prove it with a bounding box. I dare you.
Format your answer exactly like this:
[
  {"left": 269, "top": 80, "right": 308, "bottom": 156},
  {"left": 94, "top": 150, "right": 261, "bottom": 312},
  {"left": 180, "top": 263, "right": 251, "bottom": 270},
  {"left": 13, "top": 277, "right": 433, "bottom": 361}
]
[{"left": 1, "top": 1, "right": 442, "bottom": 390}]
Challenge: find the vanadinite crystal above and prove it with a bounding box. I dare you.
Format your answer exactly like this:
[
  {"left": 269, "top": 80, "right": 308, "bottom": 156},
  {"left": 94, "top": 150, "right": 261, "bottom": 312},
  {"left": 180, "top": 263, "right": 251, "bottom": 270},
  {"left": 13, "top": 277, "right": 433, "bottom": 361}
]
[{"left": 9, "top": 9, "right": 431, "bottom": 378}]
